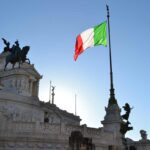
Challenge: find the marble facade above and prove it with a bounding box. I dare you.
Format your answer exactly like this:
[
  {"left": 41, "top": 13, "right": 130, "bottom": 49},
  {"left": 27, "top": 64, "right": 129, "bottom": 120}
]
[{"left": 0, "top": 52, "right": 150, "bottom": 150}]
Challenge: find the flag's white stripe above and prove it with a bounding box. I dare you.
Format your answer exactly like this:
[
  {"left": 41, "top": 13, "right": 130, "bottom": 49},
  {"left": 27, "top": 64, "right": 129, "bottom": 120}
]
[{"left": 80, "top": 28, "right": 94, "bottom": 50}]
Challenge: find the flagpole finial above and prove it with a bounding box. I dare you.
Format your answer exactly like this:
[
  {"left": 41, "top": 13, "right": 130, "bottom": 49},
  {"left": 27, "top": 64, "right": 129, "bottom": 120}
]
[
  {"left": 106, "top": 4, "right": 109, "bottom": 10},
  {"left": 106, "top": 5, "right": 109, "bottom": 14}
]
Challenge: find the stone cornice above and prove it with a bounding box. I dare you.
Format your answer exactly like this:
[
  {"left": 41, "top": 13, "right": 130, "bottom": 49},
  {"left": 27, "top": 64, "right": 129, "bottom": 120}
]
[{"left": 0, "top": 64, "right": 42, "bottom": 79}]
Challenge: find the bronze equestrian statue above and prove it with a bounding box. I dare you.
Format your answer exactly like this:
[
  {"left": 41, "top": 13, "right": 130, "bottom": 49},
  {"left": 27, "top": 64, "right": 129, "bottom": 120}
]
[{"left": 1, "top": 39, "right": 30, "bottom": 71}]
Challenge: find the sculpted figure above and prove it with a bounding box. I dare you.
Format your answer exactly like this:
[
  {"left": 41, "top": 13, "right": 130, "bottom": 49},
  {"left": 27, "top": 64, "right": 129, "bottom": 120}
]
[
  {"left": 140, "top": 130, "right": 147, "bottom": 140},
  {"left": 11, "top": 40, "right": 21, "bottom": 57},
  {"left": 2, "top": 38, "right": 11, "bottom": 53},
  {"left": 51, "top": 86, "right": 55, "bottom": 104},
  {"left": 120, "top": 103, "right": 133, "bottom": 135},
  {"left": 122, "top": 103, "right": 132, "bottom": 121}
]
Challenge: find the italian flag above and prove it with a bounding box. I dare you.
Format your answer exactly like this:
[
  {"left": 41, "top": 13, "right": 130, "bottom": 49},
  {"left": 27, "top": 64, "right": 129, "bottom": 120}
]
[{"left": 74, "top": 21, "right": 107, "bottom": 61}]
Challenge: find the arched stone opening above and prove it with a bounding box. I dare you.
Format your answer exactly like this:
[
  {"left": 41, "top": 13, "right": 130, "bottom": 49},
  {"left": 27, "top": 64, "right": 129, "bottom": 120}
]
[{"left": 69, "top": 131, "right": 95, "bottom": 150}]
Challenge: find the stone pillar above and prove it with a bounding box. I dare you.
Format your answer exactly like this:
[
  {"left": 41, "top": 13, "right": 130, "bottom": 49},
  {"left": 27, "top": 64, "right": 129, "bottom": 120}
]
[
  {"left": 60, "top": 122, "right": 66, "bottom": 134},
  {"left": 82, "top": 124, "right": 87, "bottom": 136},
  {"left": 29, "top": 80, "right": 33, "bottom": 95}
]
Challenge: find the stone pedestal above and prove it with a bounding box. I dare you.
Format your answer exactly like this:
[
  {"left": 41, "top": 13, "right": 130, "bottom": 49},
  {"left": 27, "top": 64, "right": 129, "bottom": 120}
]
[
  {"left": 102, "top": 103, "right": 122, "bottom": 133},
  {"left": 0, "top": 53, "right": 42, "bottom": 97},
  {"left": 101, "top": 97, "right": 124, "bottom": 150}
]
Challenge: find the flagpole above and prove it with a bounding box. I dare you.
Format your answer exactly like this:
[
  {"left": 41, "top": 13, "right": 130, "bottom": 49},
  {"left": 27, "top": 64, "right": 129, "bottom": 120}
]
[
  {"left": 75, "top": 94, "right": 77, "bottom": 115},
  {"left": 106, "top": 5, "right": 117, "bottom": 105}
]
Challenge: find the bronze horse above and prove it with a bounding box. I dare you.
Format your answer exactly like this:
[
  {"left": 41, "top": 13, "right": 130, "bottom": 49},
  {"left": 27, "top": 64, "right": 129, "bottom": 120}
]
[{"left": 4, "top": 46, "right": 30, "bottom": 70}]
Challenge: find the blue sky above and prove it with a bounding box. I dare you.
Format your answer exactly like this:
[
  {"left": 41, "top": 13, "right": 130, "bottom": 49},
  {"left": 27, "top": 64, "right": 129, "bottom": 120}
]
[{"left": 0, "top": 0, "right": 150, "bottom": 140}]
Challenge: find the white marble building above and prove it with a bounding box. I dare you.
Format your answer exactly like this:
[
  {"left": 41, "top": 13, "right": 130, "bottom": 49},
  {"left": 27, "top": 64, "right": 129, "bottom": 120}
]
[{"left": 0, "top": 52, "right": 149, "bottom": 150}]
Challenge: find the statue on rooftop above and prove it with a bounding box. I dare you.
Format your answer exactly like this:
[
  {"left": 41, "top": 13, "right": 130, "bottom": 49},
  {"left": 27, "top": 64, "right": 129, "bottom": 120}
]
[
  {"left": 2, "top": 38, "right": 11, "bottom": 53},
  {"left": 140, "top": 130, "right": 147, "bottom": 140},
  {"left": 51, "top": 86, "right": 55, "bottom": 104},
  {"left": 2, "top": 39, "right": 30, "bottom": 70},
  {"left": 120, "top": 103, "right": 133, "bottom": 135},
  {"left": 122, "top": 103, "right": 133, "bottom": 120}
]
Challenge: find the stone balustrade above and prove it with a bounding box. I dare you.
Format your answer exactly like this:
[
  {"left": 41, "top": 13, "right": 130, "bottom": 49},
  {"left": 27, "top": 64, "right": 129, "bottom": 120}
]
[
  {"left": 0, "top": 121, "right": 61, "bottom": 137},
  {"left": 0, "top": 121, "right": 106, "bottom": 138},
  {"left": 87, "top": 127, "right": 102, "bottom": 136},
  {"left": 0, "top": 120, "right": 115, "bottom": 146}
]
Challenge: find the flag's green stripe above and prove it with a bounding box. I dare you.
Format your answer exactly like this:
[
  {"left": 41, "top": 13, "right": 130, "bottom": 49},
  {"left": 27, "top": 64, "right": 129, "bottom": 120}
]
[{"left": 94, "top": 21, "right": 107, "bottom": 46}]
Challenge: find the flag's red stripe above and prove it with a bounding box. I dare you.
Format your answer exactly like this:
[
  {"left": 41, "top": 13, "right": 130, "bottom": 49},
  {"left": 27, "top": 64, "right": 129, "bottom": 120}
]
[{"left": 74, "top": 34, "right": 84, "bottom": 61}]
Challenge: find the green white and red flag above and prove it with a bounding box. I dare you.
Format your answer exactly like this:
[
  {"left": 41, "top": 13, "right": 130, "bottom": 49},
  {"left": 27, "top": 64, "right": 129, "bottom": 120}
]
[{"left": 74, "top": 21, "right": 107, "bottom": 61}]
